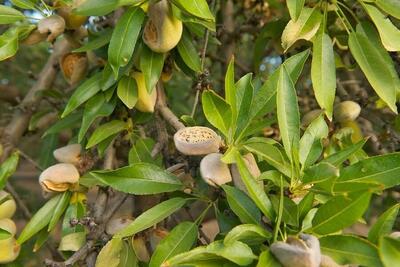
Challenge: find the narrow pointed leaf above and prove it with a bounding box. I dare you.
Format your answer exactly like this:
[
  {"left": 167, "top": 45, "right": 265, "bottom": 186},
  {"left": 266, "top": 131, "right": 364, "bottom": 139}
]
[
  {"left": 149, "top": 222, "right": 198, "bottom": 267},
  {"left": 140, "top": 45, "right": 165, "bottom": 93},
  {"left": 108, "top": 7, "right": 145, "bottom": 75},
  {"left": 368, "top": 204, "right": 399, "bottom": 244},
  {"left": 86, "top": 120, "right": 127, "bottom": 148},
  {"left": 115, "top": 198, "right": 187, "bottom": 238},
  {"left": 0, "top": 5, "right": 24, "bottom": 24},
  {"left": 311, "top": 32, "right": 336, "bottom": 119},
  {"left": 117, "top": 76, "right": 138, "bottom": 109},
  {"left": 90, "top": 163, "right": 182, "bottom": 195},
  {"left": 287, "top": 0, "right": 305, "bottom": 20},
  {"left": 276, "top": 66, "right": 300, "bottom": 162}
]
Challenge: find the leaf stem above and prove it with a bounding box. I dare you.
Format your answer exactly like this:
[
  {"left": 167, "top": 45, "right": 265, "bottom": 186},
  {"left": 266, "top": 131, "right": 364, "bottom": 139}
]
[{"left": 273, "top": 176, "right": 285, "bottom": 242}]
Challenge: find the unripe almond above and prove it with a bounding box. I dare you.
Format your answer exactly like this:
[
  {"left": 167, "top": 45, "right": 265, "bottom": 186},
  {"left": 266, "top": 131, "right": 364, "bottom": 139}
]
[
  {"left": 0, "top": 237, "right": 20, "bottom": 264},
  {"left": 143, "top": 0, "right": 183, "bottom": 53},
  {"left": 340, "top": 120, "right": 363, "bottom": 143},
  {"left": 39, "top": 163, "right": 80, "bottom": 192},
  {"left": 132, "top": 72, "right": 157, "bottom": 113},
  {"left": 53, "top": 144, "right": 82, "bottom": 165},
  {"left": 105, "top": 216, "right": 133, "bottom": 236},
  {"left": 38, "top": 15, "right": 66, "bottom": 42},
  {"left": 333, "top": 101, "right": 361, "bottom": 123},
  {"left": 0, "top": 191, "right": 16, "bottom": 219},
  {"left": 200, "top": 153, "right": 232, "bottom": 187},
  {"left": 60, "top": 53, "right": 88, "bottom": 85},
  {"left": 230, "top": 153, "right": 261, "bottom": 192},
  {"left": 174, "top": 127, "right": 221, "bottom": 156}
]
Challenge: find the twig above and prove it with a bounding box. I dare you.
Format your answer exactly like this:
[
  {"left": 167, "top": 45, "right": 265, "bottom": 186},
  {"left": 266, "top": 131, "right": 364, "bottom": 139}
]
[
  {"left": 17, "top": 149, "right": 44, "bottom": 171},
  {"left": 0, "top": 38, "right": 71, "bottom": 163},
  {"left": 156, "top": 83, "right": 185, "bottom": 131}
]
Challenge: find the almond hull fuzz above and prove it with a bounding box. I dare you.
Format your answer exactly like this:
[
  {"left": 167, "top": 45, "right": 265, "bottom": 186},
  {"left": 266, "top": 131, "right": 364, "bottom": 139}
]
[
  {"left": 174, "top": 127, "right": 221, "bottom": 155},
  {"left": 60, "top": 53, "right": 88, "bottom": 85},
  {"left": 200, "top": 153, "right": 232, "bottom": 187},
  {"left": 133, "top": 72, "right": 157, "bottom": 113},
  {"left": 334, "top": 101, "right": 361, "bottom": 123},
  {"left": 39, "top": 163, "right": 80, "bottom": 192},
  {"left": 143, "top": 0, "right": 183, "bottom": 53},
  {"left": 53, "top": 144, "right": 82, "bottom": 165}
]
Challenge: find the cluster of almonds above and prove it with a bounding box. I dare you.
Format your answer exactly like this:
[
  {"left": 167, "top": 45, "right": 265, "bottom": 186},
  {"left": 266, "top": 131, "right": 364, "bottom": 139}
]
[
  {"left": 271, "top": 234, "right": 342, "bottom": 267},
  {"left": 105, "top": 217, "right": 169, "bottom": 261},
  {"left": 173, "top": 126, "right": 260, "bottom": 188},
  {"left": 39, "top": 144, "right": 82, "bottom": 193},
  {"left": 0, "top": 191, "right": 20, "bottom": 263}
]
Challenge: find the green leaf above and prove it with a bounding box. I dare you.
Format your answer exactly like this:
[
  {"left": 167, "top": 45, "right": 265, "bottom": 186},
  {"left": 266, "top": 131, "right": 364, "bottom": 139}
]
[
  {"left": 276, "top": 65, "right": 300, "bottom": 163},
  {"left": 0, "top": 28, "right": 18, "bottom": 61},
  {"left": 90, "top": 163, "right": 183, "bottom": 195},
  {"left": 149, "top": 222, "right": 198, "bottom": 267},
  {"left": 298, "top": 192, "right": 314, "bottom": 221},
  {"left": 0, "top": 152, "right": 19, "bottom": 190},
  {"left": 48, "top": 191, "right": 71, "bottom": 232},
  {"left": 86, "top": 120, "right": 127, "bottom": 149},
  {"left": 224, "top": 224, "right": 271, "bottom": 246},
  {"left": 322, "top": 139, "right": 367, "bottom": 167},
  {"left": 74, "top": 0, "right": 141, "bottom": 16},
  {"left": 117, "top": 75, "right": 138, "bottom": 109},
  {"left": 235, "top": 153, "right": 274, "bottom": 220},
  {"left": 140, "top": 45, "right": 165, "bottom": 93},
  {"left": 0, "top": 5, "right": 25, "bottom": 24},
  {"left": 320, "top": 235, "right": 383, "bottom": 267},
  {"left": 206, "top": 240, "right": 256, "bottom": 266},
  {"left": 119, "top": 240, "right": 138, "bottom": 267},
  {"left": 0, "top": 228, "right": 12, "bottom": 240},
  {"left": 171, "top": 0, "right": 215, "bottom": 21},
  {"left": 108, "top": 7, "right": 145, "bottom": 76},
  {"left": 368, "top": 204, "right": 399, "bottom": 244},
  {"left": 11, "top": 0, "right": 36, "bottom": 10},
  {"left": 311, "top": 192, "right": 371, "bottom": 235},
  {"left": 299, "top": 114, "right": 329, "bottom": 167},
  {"left": 222, "top": 185, "right": 261, "bottom": 225},
  {"left": 281, "top": 7, "right": 321, "bottom": 51},
  {"left": 311, "top": 32, "right": 336, "bottom": 119},
  {"left": 253, "top": 50, "right": 309, "bottom": 118},
  {"left": 43, "top": 112, "right": 82, "bottom": 137},
  {"left": 115, "top": 197, "right": 187, "bottom": 238},
  {"left": 202, "top": 90, "right": 232, "bottom": 136},
  {"left": 234, "top": 74, "right": 254, "bottom": 141},
  {"left": 271, "top": 195, "right": 299, "bottom": 226},
  {"left": 334, "top": 153, "right": 400, "bottom": 190},
  {"left": 356, "top": 22, "right": 400, "bottom": 96},
  {"left": 364, "top": 4, "right": 400, "bottom": 52},
  {"left": 177, "top": 30, "right": 201, "bottom": 72},
  {"left": 224, "top": 57, "right": 236, "bottom": 112},
  {"left": 302, "top": 162, "right": 339, "bottom": 184},
  {"left": 375, "top": 0, "right": 400, "bottom": 19},
  {"left": 287, "top": 0, "right": 305, "bottom": 20},
  {"left": 348, "top": 32, "right": 397, "bottom": 113},
  {"left": 18, "top": 194, "right": 63, "bottom": 244},
  {"left": 243, "top": 137, "right": 291, "bottom": 177},
  {"left": 128, "top": 138, "right": 161, "bottom": 166},
  {"left": 257, "top": 250, "right": 282, "bottom": 267},
  {"left": 62, "top": 73, "right": 102, "bottom": 118},
  {"left": 96, "top": 238, "right": 123, "bottom": 267},
  {"left": 78, "top": 93, "right": 116, "bottom": 142},
  {"left": 73, "top": 28, "right": 113, "bottom": 53},
  {"left": 379, "top": 236, "right": 400, "bottom": 267}
]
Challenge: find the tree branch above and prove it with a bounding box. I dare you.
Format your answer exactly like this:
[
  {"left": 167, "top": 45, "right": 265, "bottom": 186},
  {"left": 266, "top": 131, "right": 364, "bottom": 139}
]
[{"left": 156, "top": 83, "right": 185, "bottom": 131}]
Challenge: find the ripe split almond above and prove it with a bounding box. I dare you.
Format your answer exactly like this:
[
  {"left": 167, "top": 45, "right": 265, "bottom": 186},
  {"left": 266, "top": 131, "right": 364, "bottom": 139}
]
[
  {"left": 38, "top": 15, "right": 66, "bottom": 42},
  {"left": 39, "top": 163, "right": 80, "bottom": 192}
]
